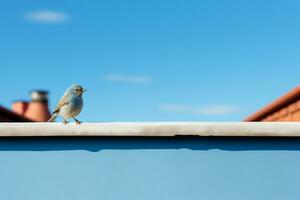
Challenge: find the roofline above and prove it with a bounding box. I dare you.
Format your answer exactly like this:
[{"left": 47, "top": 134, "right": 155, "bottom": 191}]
[
  {"left": 0, "top": 105, "right": 33, "bottom": 122},
  {"left": 245, "top": 86, "right": 300, "bottom": 121}
]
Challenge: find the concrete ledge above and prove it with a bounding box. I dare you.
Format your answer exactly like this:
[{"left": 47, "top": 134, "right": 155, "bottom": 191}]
[{"left": 1, "top": 122, "right": 300, "bottom": 137}]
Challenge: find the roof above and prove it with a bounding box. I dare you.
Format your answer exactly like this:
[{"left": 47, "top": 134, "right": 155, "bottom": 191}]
[
  {"left": 245, "top": 86, "right": 300, "bottom": 121},
  {"left": 0, "top": 105, "right": 33, "bottom": 122}
]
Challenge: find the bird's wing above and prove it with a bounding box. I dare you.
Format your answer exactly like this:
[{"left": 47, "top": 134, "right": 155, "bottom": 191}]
[{"left": 53, "top": 94, "right": 70, "bottom": 114}]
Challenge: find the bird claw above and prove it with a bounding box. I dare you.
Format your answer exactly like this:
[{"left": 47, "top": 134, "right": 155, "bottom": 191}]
[
  {"left": 73, "top": 118, "right": 82, "bottom": 125},
  {"left": 63, "top": 120, "right": 68, "bottom": 125}
]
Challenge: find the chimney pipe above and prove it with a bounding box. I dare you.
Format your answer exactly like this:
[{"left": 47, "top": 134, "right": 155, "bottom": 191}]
[{"left": 24, "top": 90, "right": 51, "bottom": 122}]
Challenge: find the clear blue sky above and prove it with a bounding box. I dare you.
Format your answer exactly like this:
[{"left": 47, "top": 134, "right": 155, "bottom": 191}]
[{"left": 1, "top": 0, "right": 300, "bottom": 122}]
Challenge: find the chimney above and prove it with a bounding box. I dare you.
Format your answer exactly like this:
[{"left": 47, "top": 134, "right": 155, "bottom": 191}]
[
  {"left": 12, "top": 101, "right": 29, "bottom": 115},
  {"left": 24, "top": 90, "right": 51, "bottom": 122}
]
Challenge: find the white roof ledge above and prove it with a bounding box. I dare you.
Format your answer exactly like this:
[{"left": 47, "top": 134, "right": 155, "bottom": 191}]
[{"left": 1, "top": 122, "right": 300, "bottom": 137}]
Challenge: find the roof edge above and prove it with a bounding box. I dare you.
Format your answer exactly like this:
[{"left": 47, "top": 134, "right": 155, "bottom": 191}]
[
  {"left": 1, "top": 122, "right": 300, "bottom": 137},
  {"left": 245, "top": 86, "right": 300, "bottom": 121}
]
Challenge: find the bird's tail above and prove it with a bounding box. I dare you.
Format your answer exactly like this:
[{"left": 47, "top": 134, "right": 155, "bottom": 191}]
[{"left": 47, "top": 114, "right": 57, "bottom": 122}]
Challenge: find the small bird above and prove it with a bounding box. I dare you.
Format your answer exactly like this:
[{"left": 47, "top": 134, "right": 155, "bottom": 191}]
[{"left": 48, "top": 84, "right": 86, "bottom": 124}]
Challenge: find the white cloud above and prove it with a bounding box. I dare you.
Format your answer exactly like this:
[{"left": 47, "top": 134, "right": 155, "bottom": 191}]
[
  {"left": 24, "top": 10, "right": 69, "bottom": 23},
  {"left": 104, "top": 74, "right": 152, "bottom": 84},
  {"left": 161, "top": 104, "right": 240, "bottom": 116}
]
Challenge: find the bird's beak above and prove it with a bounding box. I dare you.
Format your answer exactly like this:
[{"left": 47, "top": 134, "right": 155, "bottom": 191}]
[{"left": 80, "top": 89, "right": 87, "bottom": 95}]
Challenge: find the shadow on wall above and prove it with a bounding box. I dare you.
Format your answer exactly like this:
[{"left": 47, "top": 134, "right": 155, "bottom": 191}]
[{"left": 0, "top": 137, "right": 300, "bottom": 152}]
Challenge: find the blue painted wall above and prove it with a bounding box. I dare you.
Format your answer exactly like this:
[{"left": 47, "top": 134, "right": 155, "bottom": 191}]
[{"left": 0, "top": 137, "right": 300, "bottom": 200}]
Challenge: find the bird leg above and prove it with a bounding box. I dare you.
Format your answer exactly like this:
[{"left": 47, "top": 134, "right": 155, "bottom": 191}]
[
  {"left": 63, "top": 119, "right": 68, "bottom": 125},
  {"left": 73, "top": 118, "right": 81, "bottom": 125}
]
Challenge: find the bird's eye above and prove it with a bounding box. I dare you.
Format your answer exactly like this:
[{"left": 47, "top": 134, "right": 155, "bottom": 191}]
[{"left": 75, "top": 88, "right": 80, "bottom": 91}]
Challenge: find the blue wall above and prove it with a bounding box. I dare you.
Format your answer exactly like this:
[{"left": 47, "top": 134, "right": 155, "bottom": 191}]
[{"left": 0, "top": 137, "right": 300, "bottom": 200}]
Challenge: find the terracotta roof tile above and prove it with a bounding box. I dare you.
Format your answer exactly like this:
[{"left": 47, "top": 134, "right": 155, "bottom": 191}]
[{"left": 245, "top": 86, "right": 300, "bottom": 121}]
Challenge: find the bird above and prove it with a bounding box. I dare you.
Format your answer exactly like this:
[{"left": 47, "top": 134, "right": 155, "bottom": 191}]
[{"left": 47, "top": 84, "right": 86, "bottom": 124}]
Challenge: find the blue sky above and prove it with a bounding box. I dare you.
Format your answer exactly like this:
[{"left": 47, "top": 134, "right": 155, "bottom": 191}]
[{"left": 1, "top": 0, "right": 300, "bottom": 122}]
